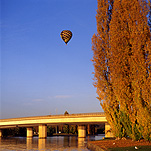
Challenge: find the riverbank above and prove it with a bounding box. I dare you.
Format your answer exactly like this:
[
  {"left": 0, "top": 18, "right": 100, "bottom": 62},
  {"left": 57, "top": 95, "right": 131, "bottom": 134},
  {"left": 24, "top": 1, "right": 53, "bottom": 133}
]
[{"left": 87, "top": 138, "right": 151, "bottom": 151}]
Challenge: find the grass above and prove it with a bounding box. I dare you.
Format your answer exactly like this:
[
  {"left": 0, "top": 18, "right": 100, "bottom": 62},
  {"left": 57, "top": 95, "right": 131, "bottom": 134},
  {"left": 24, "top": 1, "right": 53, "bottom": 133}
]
[{"left": 88, "top": 138, "right": 151, "bottom": 151}]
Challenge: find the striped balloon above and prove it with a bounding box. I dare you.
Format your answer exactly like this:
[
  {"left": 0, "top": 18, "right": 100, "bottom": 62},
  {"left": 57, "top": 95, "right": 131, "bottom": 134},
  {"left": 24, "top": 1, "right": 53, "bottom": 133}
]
[{"left": 60, "top": 30, "right": 72, "bottom": 45}]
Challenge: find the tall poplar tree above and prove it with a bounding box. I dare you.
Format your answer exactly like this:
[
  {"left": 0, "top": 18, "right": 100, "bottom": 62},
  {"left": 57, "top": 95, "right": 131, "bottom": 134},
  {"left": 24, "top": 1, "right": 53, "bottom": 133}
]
[
  {"left": 92, "top": 0, "right": 123, "bottom": 138},
  {"left": 92, "top": 0, "right": 151, "bottom": 140}
]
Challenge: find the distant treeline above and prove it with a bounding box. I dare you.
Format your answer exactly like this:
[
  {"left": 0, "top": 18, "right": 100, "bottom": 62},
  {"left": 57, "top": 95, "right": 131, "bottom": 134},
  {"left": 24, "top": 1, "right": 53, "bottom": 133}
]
[{"left": 2, "top": 127, "right": 26, "bottom": 137}]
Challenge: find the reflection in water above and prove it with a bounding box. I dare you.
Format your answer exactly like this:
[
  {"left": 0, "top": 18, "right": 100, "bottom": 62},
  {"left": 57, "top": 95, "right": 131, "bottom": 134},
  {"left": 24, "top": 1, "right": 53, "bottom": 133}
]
[
  {"left": 0, "top": 138, "right": 1, "bottom": 146},
  {"left": 26, "top": 138, "right": 32, "bottom": 150},
  {"left": 64, "top": 136, "right": 70, "bottom": 147},
  {"left": 0, "top": 134, "right": 105, "bottom": 150},
  {"left": 39, "top": 138, "right": 46, "bottom": 150},
  {"left": 78, "top": 138, "right": 86, "bottom": 148},
  {"left": 70, "top": 136, "right": 77, "bottom": 147}
]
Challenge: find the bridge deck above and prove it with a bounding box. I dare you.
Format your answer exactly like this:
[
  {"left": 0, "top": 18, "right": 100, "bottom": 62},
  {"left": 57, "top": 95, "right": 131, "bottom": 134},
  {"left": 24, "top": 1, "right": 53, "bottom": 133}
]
[{"left": 0, "top": 112, "right": 106, "bottom": 129}]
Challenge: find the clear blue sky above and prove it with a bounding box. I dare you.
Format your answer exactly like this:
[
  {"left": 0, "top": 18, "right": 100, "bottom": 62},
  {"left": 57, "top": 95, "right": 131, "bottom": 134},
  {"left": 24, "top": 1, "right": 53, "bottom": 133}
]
[{"left": 1, "top": 0, "right": 103, "bottom": 119}]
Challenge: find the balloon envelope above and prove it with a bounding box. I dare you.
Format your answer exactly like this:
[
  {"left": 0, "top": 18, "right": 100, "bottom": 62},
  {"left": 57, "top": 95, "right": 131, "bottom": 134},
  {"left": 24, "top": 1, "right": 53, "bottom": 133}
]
[{"left": 60, "top": 30, "right": 72, "bottom": 44}]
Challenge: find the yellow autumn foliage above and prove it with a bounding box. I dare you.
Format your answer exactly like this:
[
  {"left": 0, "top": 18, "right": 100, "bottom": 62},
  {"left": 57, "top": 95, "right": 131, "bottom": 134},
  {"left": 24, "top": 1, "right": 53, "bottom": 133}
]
[{"left": 92, "top": 0, "right": 151, "bottom": 141}]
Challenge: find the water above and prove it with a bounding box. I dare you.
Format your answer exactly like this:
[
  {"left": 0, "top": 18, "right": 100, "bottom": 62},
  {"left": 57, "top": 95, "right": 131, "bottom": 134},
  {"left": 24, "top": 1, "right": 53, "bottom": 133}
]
[{"left": 0, "top": 135, "right": 104, "bottom": 151}]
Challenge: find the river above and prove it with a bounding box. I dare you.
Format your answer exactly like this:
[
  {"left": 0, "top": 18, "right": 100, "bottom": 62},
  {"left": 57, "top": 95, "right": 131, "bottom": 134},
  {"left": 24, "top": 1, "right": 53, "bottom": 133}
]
[{"left": 0, "top": 134, "right": 104, "bottom": 150}]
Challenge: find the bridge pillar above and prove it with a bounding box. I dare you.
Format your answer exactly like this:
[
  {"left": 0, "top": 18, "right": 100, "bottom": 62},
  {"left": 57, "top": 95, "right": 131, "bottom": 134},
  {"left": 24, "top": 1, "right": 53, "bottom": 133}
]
[
  {"left": 39, "top": 124, "right": 47, "bottom": 139},
  {"left": 0, "top": 129, "right": 2, "bottom": 138},
  {"left": 78, "top": 125, "right": 86, "bottom": 138},
  {"left": 105, "top": 123, "right": 114, "bottom": 138},
  {"left": 87, "top": 124, "right": 91, "bottom": 135},
  {"left": 27, "top": 127, "right": 33, "bottom": 138}
]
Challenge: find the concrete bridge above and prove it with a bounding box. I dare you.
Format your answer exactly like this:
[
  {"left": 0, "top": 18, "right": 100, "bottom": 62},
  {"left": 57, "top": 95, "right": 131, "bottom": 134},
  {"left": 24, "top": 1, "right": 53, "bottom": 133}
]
[{"left": 0, "top": 112, "right": 113, "bottom": 138}]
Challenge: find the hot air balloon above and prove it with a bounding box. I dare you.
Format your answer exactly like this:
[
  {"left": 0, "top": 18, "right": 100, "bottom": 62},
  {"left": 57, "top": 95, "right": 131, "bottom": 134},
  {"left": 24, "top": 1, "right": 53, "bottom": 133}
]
[{"left": 60, "top": 30, "right": 72, "bottom": 45}]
